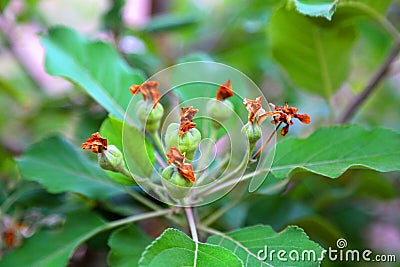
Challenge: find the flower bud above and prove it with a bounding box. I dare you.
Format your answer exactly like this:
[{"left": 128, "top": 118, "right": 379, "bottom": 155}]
[
  {"left": 98, "top": 145, "right": 125, "bottom": 172},
  {"left": 164, "top": 123, "right": 201, "bottom": 160},
  {"left": 164, "top": 123, "right": 179, "bottom": 150},
  {"left": 161, "top": 165, "right": 192, "bottom": 199},
  {"left": 207, "top": 99, "right": 234, "bottom": 128},
  {"left": 178, "top": 128, "right": 201, "bottom": 160},
  {"left": 242, "top": 122, "right": 262, "bottom": 144},
  {"left": 136, "top": 100, "right": 164, "bottom": 133}
]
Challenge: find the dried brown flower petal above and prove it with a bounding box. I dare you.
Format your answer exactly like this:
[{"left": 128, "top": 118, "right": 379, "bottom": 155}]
[
  {"left": 165, "top": 147, "right": 196, "bottom": 183},
  {"left": 129, "top": 81, "right": 161, "bottom": 108},
  {"left": 180, "top": 106, "right": 198, "bottom": 122},
  {"left": 281, "top": 125, "right": 290, "bottom": 136},
  {"left": 216, "top": 80, "right": 234, "bottom": 101},
  {"left": 243, "top": 96, "right": 266, "bottom": 124},
  {"left": 166, "top": 147, "right": 185, "bottom": 166},
  {"left": 294, "top": 113, "right": 311, "bottom": 124},
  {"left": 179, "top": 164, "right": 195, "bottom": 183},
  {"left": 179, "top": 106, "right": 199, "bottom": 136},
  {"left": 265, "top": 102, "right": 310, "bottom": 135},
  {"left": 4, "top": 222, "right": 26, "bottom": 248},
  {"left": 82, "top": 132, "right": 108, "bottom": 153}
]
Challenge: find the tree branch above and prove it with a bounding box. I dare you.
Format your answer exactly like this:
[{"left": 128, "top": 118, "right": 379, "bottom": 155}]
[
  {"left": 339, "top": 41, "right": 400, "bottom": 123},
  {"left": 184, "top": 207, "right": 199, "bottom": 242}
]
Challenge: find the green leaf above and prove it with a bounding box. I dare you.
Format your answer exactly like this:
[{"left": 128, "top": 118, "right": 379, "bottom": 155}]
[
  {"left": 108, "top": 225, "right": 152, "bottom": 267},
  {"left": 42, "top": 26, "right": 145, "bottom": 120},
  {"left": 0, "top": 0, "right": 10, "bottom": 12},
  {"left": 0, "top": 211, "right": 106, "bottom": 267},
  {"left": 207, "top": 225, "right": 324, "bottom": 266},
  {"left": 338, "top": 0, "right": 391, "bottom": 14},
  {"left": 292, "top": 0, "right": 338, "bottom": 20},
  {"left": 269, "top": 7, "right": 357, "bottom": 98},
  {"left": 177, "top": 52, "right": 214, "bottom": 63},
  {"left": 17, "top": 136, "right": 123, "bottom": 200},
  {"left": 100, "top": 117, "right": 155, "bottom": 178},
  {"left": 143, "top": 13, "right": 199, "bottom": 32},
  {"left": 105, "top": 170, "right": 136, "bottom": 186},
  {"left": 292, "top": 216, "right": 345, "bottom": 245},
  {"left": 139, "top": 228, "right": 243, "bottom": 267},
  {"left": 270, "top": 125, "right": 400, "bottom": 179}
]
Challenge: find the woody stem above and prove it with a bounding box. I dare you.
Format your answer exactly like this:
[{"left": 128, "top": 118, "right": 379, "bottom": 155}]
[
  {"left": 252, "top": 122, "right": 282, "bottom": 159},
  {"left": 339, "top": 41, "right": 400, "bottom": 123},
  {"left": 185, "top": 207, "right": 199, "bottom": 243},
  {"left": 195, "top": 147, "right": 250, "bottom": 198},
  {"left": 120, "top": 167, "right": 170, "bottom": 203},
  {"left": 196, "top": 128, "right": 218, "bottom": 185},
  {"left": 200, "top": 168, "right": 271, "bottom": 198},
  {"left": 150, "top": 132, "right": 167, "bottom": 161},
  {"left": 84, "top": 209, "right": 174, "bottom": 242}
]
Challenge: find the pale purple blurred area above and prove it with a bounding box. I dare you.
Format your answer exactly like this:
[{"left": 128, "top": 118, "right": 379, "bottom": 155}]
[
  {"left": 123, "top": 0, "right": 151, "bottom": 28},
  {"left": 367, "top": 200, "right": 400, "bottom": 252},
  {"left": 368, "top": 222, "right": 400, "bottom": 254}
]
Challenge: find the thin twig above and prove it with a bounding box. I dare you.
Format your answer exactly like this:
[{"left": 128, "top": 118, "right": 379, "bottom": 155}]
[
  {"left": 340, "top": 42, "right": 400, "bottom": 123},
  {"left": 105, "top": 209, "right": 173, "bottom": 230},
  {"left": 202, "top": 196, "right": 244, "bottom": 227},
  {"left": 185, "top": 207, "right": 199, "bottom": 242},
  {"left": 123, "top": 188, "right": 163, "bottom": 211},
  {"left": 185, "top": 207, "right": 199, "bottom": 266},
  {"left": 194, "top": 149, "right": 250, "bottom": 198},
  {"left": 150, "top": 132, "right": 167, "bottom": 161},
  {"left": 201, "top": 168, "right": 270, "bottom": 198},
  {"left": 197, "top": 154, "right": 230, "bottom": 185},
  {"left": 338, "top": 2, "right": 400, "bottom": 42},
  {"left": 252, "top": 122, "right": 282, "bottom": 159},
  {"left": 81, "top": 209, "right": 173, "bottom": 244}
]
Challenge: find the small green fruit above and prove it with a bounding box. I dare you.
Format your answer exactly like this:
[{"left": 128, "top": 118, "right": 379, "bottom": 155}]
[
  {"left": 164, "top": 123, "right": 179, "bottom": 150},
  {"left": 178, "top": 128, "right": 201, "bottom": 160},
  {"left": 161, "top": 165, "right": 192, "bottom": 199},
  {"left": 207, "top": 99, "right": 234, "bottom": 128},
  {"left": 242, "top": 122, "right": 262, "bottom": 144},
  {"left": 136, "top": 100, "right": 164, "bottom": 133},
  {"left": 161, "top": 165, "right": 175, "bottom": 180},
  {"left": 164, "top": 123, "right": 201, "bottom": 160},
  {"left": 98, "top": 145, "right": 125, "bottom": 172}
]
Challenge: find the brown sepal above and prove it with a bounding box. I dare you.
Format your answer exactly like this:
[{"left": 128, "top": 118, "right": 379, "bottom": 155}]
[
  {"left": 82, "top": 132, "right": 108, "bottom": 153},
  {"left": 264, "top": 102, "right": 311, "bottom": 135},
  {"left": 294, "top": 113, "right": 311, "bottom": 124},
  {"left": 165, "top": 147, "right": 196, "bottom": 183},
  {"left": 166, "top": 147, "right": 185, "bottom": 166},
  {"left": 129, "top": 81, "right": 161, "bottom": 108},
  {"left": 243, "top": 96, "right": 265, "bottom": 124},
  {"left": 178, "top": 164, "right": 196, "bottom": 183},
  {"left": 280, "top": 125, "right": 289, "bottom": 136},
  {"left": 216, "top": 80, "right": 234, "bottom": 101},
  {"left": 179, "top": 106, "right": 199, "bottom": 136}
]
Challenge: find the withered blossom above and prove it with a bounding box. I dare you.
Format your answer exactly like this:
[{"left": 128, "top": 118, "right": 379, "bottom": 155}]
[
  {"left": 179, "top": 106, "right": 199, "bottom": 137},
  {"left": 166, "top": 146, "right": 185, "bottom": 166},
  {"left": 82, "top": 132, "right": 108, "bottom": 153},
  {"left": 263, "top": 102, "right": 310, "bottom": 136},
  {"left": 3, "top": 222, "right": 26, "bottom": 249},
  {"left": 243, "top": 96, "right": 266, "bottom": 124},
  {"left": 129, "top": 81, "right": 161, "bottom": 108},
  {"left": 216, "top": 80, "right": 234, "bottom": 101},
  {"left": 166, "top": 147, "right": 196, "bottom": 183}
]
